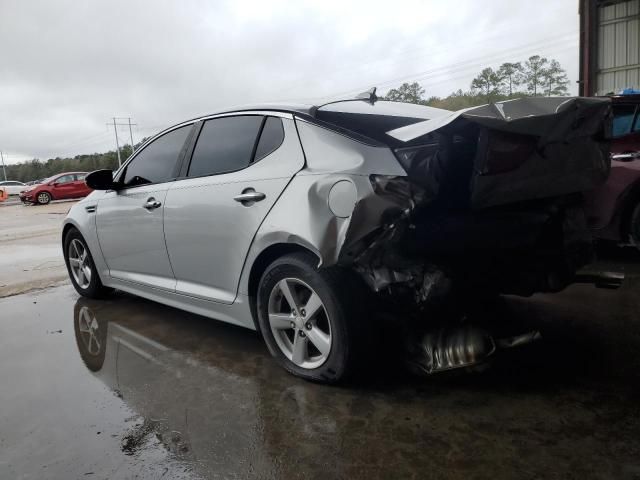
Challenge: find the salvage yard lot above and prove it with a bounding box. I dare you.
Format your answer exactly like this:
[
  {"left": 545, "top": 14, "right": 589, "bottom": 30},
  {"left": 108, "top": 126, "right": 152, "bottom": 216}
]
[{"left": 0, "top": 197, "right": 639, "bottom": 478}]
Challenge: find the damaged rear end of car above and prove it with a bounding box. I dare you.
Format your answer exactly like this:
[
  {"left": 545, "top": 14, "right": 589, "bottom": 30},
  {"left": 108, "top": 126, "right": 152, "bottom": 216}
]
[
  {"left": 286, "top": 95, "right": 612, "bottom": 375},
  {"left": 308, "top": 96, "right": 612, "bottom": 301}
]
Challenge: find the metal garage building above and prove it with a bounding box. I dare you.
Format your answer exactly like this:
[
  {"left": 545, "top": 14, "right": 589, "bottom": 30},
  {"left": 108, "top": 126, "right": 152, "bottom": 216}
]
[{"left": 580, "top": 0, "right": 640, "bottom": 95}]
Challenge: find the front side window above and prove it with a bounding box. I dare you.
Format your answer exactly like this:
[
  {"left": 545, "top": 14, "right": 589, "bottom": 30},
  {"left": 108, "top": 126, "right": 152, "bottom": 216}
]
[
  {"left": 122, "top": 125, "right": 192, "bottom": 187},
  {"left": 188, "top": 116, "right": 263, "bottom": 178},
  {"left": 612, "top": 104, "right": 637, "bottom": 137},
  {"left": 56, "top": 175, "right": 75, "bottom": 184}
]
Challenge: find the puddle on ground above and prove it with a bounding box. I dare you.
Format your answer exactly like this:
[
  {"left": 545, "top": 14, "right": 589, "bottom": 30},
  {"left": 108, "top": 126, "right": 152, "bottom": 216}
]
[{"left": 1, "top": 282, "right": 639, "bottom": 479}]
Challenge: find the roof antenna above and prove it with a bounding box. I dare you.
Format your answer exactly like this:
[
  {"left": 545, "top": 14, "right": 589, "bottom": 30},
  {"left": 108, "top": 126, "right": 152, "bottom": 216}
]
[{"left": 356, "top": 87, "right": 378, "bottom": 104}]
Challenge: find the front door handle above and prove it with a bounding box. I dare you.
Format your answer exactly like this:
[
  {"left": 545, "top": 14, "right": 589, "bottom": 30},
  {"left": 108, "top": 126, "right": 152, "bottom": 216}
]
[
  {"left": 234, "top": 189, "right": 266, "bottom": 206},
  {"left": 143, "top": 198, "right": 162, "bottom": 210}
]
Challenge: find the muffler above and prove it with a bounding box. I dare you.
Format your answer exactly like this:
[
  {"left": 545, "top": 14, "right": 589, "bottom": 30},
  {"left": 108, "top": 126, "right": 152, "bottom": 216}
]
[{"left": 406, "top": 325, "right": 541, "bottom": 376}]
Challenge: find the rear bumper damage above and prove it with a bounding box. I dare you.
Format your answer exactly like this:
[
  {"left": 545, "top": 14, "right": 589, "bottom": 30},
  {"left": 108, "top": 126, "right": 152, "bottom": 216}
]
[
  {"left": 330, "top": 97, "right": 612, "bottom": 301},
  {"left": 298, "top": 96, "right": 614, "bottom": 376}
]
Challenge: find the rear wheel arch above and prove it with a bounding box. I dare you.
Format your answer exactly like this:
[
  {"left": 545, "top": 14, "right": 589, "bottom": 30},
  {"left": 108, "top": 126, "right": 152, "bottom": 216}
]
[{"left": 247, "top": 243, "right": 321, "bottom": 330}]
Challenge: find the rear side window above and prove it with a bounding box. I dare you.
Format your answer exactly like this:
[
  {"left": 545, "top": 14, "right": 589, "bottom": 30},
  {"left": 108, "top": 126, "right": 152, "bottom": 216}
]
[
  {"left": 254, "top": 117, "right": 284, "bottom": 162},
  {"left": 612, "top": 104, "right": 637, "bottom": 137},
  {"left": 188, "top": 116, "right": 263, "bottom": 177},
  {"left": 122, "top": 125, "right": 191, "bottom": 187}
]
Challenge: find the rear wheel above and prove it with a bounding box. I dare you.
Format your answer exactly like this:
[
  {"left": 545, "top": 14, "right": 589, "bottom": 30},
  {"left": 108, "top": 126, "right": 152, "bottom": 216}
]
[
  {"left": 37, "top": 191, "right": 51, "bottom": 205},
  {"left": 256, "top": 252, "right": 370, "bottom": 383},
  {"left": 63, "top": 229, "right": 112, "bottom": 298}
]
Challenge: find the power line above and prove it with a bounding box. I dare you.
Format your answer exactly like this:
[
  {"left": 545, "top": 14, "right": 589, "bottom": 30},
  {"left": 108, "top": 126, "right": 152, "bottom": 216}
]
[
  {"left": 283, "top": 32, "right": 579, "bottom": 103},
  {"left": 279, "top": 8, "right": 575, "bottom": 97}
]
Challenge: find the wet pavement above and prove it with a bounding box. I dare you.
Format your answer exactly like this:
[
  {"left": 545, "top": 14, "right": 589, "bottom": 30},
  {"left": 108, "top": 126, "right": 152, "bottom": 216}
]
[
  {"left": 1, "top": 253, "right": 640, "bottom": 480},
  {"left": 0, "top": 201, "right": 77, "bottom": 297}
]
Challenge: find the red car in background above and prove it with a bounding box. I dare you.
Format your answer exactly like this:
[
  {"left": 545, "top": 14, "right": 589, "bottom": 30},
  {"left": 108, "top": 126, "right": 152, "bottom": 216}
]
[
  {"left": 19, "top": 172, "right": 92, "bottom": 205},
  {"left": 587, "top": 93, "right": 640, "bottom": 250}
]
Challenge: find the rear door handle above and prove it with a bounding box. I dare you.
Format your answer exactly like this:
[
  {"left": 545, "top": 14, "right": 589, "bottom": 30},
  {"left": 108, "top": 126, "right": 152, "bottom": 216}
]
[
  {"left": 234, "top": 189, "right": 265, "bottom": 205},
  {"left": 143, "top": 198, "right": 162, "bottom": 210}
]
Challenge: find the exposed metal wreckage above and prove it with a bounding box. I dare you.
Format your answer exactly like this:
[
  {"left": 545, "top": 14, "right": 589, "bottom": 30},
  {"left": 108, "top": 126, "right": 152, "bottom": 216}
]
[{"left": 316, "top": 95, "right": 617, "bottom": 374}]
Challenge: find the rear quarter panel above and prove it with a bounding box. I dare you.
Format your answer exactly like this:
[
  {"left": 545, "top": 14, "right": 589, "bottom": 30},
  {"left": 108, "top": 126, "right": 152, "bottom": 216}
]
[{"left": 237, "top": 119, "right": 407, "bottom": 295}]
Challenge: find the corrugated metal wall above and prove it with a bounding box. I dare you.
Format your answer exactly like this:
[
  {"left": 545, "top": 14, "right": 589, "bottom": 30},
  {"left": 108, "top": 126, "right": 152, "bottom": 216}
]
[{"left": 597, "top": 0, "right": 640, "bottom": 94}]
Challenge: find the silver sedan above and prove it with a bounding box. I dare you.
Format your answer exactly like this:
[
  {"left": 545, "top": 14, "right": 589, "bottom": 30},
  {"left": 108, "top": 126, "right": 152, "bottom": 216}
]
[{"left": 62, "top": 95, "right": 611, "bottom": 382}]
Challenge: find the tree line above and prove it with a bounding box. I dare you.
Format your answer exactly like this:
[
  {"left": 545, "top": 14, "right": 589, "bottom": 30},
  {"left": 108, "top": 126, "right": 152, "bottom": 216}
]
[
  {"left": 4, "top": 145, "right": 134, "bottom": 183},
  {"left": 385, "top": 55, "right": 570, "bottom": 109}
]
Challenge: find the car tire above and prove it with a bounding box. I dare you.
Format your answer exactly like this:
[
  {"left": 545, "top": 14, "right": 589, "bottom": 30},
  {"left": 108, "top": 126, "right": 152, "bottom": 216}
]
[
  {"left": 63, "top": 229, "right": 112, "bottom": 298},
  {"left": 36, "top": 191, "right": 51, "bottom": 205},
  {"left": 256, "top": 251, "right": 371, "bottom": 384},
  {"left": 630, "top": 202, "right": 640, "bottom": 250}
]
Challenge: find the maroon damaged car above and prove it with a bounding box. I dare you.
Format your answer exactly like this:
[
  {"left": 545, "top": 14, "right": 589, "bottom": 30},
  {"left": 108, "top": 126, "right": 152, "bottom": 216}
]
[{"left": 586, "top": 92, "right": 640, "bottom": 249}]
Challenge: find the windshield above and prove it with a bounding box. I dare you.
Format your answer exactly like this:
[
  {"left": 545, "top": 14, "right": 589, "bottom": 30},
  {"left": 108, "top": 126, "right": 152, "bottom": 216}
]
[{"left": 40, "top": 175, "right": 60, "bottom": 184}]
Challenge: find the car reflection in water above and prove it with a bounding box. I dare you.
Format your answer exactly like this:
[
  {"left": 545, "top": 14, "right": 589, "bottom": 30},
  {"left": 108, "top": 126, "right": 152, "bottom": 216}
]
[
  {"left": 72, "top": 296, "right": 365, "bottom": 479},
  {"left": 70, "top": 282, "right": 640, "bottom": 480}
]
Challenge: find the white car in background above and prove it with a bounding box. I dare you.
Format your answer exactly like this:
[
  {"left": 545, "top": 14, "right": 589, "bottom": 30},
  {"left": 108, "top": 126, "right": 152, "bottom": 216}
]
[{"left": 0, "top": 180, "right": 27, "bottom": 195}]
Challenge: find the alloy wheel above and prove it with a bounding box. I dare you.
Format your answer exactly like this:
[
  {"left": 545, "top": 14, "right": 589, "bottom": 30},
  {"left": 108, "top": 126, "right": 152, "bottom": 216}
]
[
  {"left": 68, "top": 238, "right": 92, "bottom": 289},
  {"left": 268, "top": 278, "right": 332, "bottom": 369}
]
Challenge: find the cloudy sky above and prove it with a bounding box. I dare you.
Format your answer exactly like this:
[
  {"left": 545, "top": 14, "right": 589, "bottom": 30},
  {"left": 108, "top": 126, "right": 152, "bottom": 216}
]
[{"left": 0, "top": 0, "right": 579, "bottom": 164}]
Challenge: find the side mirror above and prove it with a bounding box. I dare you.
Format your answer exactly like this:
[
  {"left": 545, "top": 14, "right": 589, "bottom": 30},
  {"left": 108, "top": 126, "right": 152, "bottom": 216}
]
[{"left": 85, "top": 169, "right": 116, "bottom": 190}]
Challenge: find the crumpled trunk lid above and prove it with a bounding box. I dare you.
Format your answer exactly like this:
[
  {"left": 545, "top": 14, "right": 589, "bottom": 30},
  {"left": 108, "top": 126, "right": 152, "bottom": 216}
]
[{"left": 386, "top": 97, "right": 612, "bottom": 210}]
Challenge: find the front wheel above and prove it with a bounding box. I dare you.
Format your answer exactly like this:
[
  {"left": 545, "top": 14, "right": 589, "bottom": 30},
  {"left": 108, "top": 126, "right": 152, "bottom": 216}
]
[
  {"left": 256, "top": 252, "right": 370, "bottom": 383},
  {"left": 37, "top": 191, "right": 51, "bottom": 205},
  {"left": 63, "top": 229, "right": 112, "bottom": 298}
]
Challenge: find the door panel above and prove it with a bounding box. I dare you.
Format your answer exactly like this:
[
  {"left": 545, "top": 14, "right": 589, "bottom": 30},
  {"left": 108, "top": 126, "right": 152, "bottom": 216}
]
[
  {"left": 95, "top": 123, "right": 194, "bottom": 291},
  {"left": 52, "top": 174, "right": 77, "bottom": 199},
  {"left": 96, "top": 185, "right": 175, "bottom": 290},
  {"left": 164, "top": 117, "right": 304, "bottom": 303}
]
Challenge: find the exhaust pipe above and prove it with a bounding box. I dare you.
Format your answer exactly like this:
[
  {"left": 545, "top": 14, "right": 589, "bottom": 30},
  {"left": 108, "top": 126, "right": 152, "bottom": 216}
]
[{"left": 406, "top": 325, "right": 542, "bottom": 376}]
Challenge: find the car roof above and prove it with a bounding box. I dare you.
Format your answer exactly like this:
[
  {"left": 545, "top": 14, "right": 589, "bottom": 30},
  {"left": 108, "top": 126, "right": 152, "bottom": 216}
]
[
  {"left": 168, "top": 100, "right": 448, "bottom": 147},
  {"left": 195, "top": 100, "right": 448, "bottom": 120},
  {"left": 608, "top": 94, "right": 640, "bottom": 103}
]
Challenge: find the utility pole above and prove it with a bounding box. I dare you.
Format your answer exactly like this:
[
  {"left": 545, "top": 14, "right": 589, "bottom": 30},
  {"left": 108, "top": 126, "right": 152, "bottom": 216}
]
[
  {"left": 0, "top": 151, "right": 7, "bottom": 181},
  {"left": 108, "top": 117, "right": 137, "bottom": 167},
  {"left": 127, "top": 117, "right": 135, "bottom": 153},
  {"left": 112, "top": 117, "right": 122, "bottom": 167}
]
